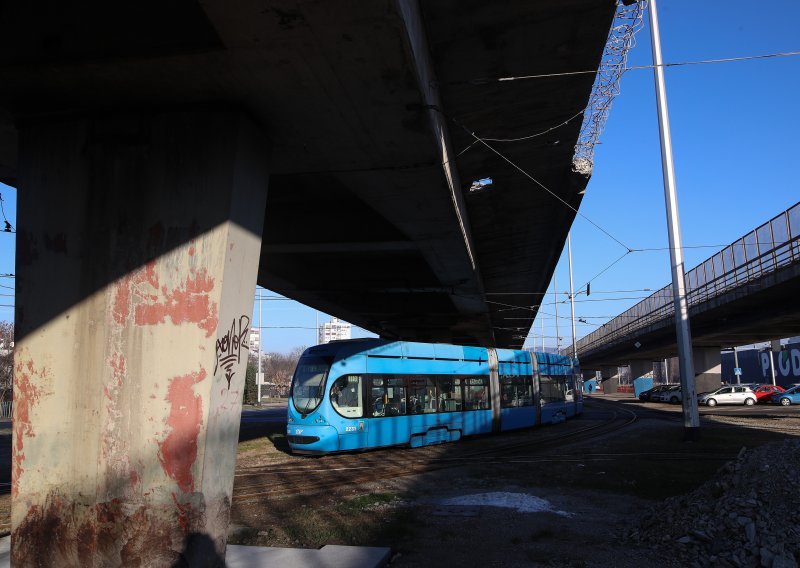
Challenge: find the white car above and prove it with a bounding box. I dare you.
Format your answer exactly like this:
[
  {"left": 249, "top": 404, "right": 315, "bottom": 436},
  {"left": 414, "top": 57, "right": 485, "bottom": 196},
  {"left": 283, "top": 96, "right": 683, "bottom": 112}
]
[
  {"left": 698, "top": 386, "right": 756, "bottom": 407},
  {"left": 660, "top": 386, "right": 682, "bottom": 404}
]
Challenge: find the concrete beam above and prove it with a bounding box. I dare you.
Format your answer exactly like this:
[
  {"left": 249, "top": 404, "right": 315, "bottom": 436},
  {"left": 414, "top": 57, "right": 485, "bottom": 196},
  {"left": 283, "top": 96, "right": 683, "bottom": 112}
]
[
  {"left": 693, "top": 346, "right": 722, "bottom": 393},
  {"left": 600, "top": 365, "right": 620, "bottom": 394},
  {"left": 629, "top": 360, "right": 653, "bottom": 382},
  {"left": 12, "top": 110, "right": 268, "bottom": 564}
]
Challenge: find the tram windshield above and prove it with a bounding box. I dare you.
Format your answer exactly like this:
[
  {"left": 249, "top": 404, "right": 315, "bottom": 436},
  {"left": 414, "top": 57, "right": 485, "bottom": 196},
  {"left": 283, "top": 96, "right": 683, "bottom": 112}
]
[{"left": 291, "top": 355, "right": 333, "bottom": 415}]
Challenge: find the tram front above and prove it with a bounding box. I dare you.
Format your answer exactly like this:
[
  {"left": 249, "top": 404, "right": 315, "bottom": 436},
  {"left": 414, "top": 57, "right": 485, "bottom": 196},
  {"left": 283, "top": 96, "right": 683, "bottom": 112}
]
[{"left": 286, "top": 351, "right": 340, "bottom": 453}]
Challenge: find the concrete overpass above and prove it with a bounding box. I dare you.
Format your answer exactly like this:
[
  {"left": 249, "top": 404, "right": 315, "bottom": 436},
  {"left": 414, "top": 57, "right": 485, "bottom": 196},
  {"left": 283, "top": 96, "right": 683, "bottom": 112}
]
[
  {"left": 575, "top": 202, "right": 800, "bottom": 392},
  {"left": 0, "top": 0, "right": 620, "bottom": 564}
]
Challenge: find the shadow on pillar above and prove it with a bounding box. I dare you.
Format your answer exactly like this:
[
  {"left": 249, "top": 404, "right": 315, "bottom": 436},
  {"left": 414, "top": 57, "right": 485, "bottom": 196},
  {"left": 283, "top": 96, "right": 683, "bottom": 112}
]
[
  {"left": 174, "top": 534, "right": 226, "bottom": 568},
  {"left": 13, "top": 109, "right": 270, "bottom": 564},
  {"left": 16, "top": 109, "right": 267, "bottom": 342}
]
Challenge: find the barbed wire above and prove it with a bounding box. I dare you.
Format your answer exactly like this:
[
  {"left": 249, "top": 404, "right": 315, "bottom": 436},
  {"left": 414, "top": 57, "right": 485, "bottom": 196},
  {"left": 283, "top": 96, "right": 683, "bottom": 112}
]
[{"left": 572, "top": 0, "right": 647, "bottom": 176}]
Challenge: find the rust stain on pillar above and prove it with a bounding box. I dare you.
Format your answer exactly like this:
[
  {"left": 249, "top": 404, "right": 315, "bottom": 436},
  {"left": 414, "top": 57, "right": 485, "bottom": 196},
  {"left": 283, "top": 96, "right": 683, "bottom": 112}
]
[
  {"left": 158, "top": 369, "right": 206, "bottom": 494},
  {"left": 11, "top": 350, "right": 50, "bottom": 500}
]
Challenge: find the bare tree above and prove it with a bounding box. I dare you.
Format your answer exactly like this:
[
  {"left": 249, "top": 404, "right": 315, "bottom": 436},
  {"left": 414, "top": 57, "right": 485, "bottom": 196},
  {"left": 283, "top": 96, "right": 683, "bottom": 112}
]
[
  {"left": 0, "top": 322, "right": 13, "bottom": 405},
  {"left": 263, "top": 346, "right": 306, "bottom": 396}
]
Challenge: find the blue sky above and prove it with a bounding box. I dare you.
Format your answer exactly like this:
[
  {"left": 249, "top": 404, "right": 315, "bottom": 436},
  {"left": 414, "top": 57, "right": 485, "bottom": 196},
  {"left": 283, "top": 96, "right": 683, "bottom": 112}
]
[
  {"left": 533, "top": 0, "right": 800, "bottom": 352},
  {"left": 1, "top": 0, "right": 798, "bottom": 354}
]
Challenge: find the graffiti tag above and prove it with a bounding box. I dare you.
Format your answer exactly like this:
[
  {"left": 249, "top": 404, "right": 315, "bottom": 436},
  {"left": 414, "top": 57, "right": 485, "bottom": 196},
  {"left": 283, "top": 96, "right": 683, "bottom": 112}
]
[{"left": 214, "top": 315, "right": 250, "bottom": 388}]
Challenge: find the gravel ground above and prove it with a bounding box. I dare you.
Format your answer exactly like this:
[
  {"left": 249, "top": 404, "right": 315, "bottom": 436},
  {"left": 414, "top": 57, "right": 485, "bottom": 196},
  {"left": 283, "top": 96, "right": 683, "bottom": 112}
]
[{"left": 629, "top": 438, "right": 800, "bottom": 568}]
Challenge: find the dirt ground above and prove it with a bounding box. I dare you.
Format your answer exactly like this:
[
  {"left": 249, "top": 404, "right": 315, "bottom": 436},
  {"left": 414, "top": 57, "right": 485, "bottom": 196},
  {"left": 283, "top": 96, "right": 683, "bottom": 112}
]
[
  {"left": 0, "top": 398, "right": 795, "bottom": 566},
  {"left": 229, "top": 398, "right": 796, "bottom": 567}
]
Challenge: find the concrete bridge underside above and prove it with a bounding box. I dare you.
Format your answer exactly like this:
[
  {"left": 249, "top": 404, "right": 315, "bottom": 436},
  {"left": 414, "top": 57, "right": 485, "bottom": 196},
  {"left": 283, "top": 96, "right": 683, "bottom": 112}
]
[{"left": 0, "top": 0, "right": 617, "bottom": 564}]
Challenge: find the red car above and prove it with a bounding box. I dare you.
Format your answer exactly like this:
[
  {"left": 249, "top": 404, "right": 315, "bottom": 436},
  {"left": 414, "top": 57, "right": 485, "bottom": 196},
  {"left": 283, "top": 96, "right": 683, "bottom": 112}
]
[{"left": 751, "top": 384, "right": 785, "bottom": 403}]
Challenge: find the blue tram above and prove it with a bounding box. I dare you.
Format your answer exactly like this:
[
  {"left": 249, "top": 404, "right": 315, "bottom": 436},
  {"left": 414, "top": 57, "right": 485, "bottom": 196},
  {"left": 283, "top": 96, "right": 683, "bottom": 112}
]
[{"left": 286, "top": 339, "right": 581, "bottom": 454}]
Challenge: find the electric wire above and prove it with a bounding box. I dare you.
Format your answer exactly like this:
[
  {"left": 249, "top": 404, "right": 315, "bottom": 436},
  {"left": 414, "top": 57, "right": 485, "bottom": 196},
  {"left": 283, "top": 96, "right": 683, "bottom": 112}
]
[
  {"left": 0, "top": 194, "right": 14, "bottom": 234},
  {"left": 452, "top": 117, "right": 633, "bottom": 253},
  {"left": 474, "top": 50, "right": 800, "bottom": 84}
]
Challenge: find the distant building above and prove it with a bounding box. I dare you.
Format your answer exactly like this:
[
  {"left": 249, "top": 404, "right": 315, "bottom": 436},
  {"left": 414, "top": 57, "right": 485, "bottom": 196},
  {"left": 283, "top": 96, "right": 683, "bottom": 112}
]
[
  {"left": 318, "top": 317, "right": 351, "bottom": 344},
  {"left": 249, "top": 328, "right": 260, "bottom": 356}
]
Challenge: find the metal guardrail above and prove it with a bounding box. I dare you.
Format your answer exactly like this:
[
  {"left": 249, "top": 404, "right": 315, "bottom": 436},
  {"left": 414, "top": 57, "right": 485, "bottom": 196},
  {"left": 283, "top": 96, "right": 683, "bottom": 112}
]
[{"left": 575, "top": 202, "right": 800, "bottom": 357}]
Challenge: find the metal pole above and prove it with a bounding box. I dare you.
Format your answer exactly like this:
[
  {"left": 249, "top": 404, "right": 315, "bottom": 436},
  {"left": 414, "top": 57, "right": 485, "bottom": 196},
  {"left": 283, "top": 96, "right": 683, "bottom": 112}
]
[
  {"left": 257, "top": 287, "right": 263, "bottom": 404},
  {"left": 567, "top": 232, "right": 578, "bottom": 360},
  {"left": 664, "top": 358, "right": 669, "bottom": 384},
  {"left": 768, "top": 344, "right": 777, "bottom": 386},
  {"left": 553, "top": 273, "right": 560, "bottom": 352},
  {"left": 316, "top": 310, "right": 319, "bottom": 345},
  {"left": 541, "top": 317, "right": 545, "bottom": 353},
  {"left": 648, "top": 0, "right": 699, "bottom": 434},
  {"left": 733, "top": 347, "right": 740, "bottom": 385}
]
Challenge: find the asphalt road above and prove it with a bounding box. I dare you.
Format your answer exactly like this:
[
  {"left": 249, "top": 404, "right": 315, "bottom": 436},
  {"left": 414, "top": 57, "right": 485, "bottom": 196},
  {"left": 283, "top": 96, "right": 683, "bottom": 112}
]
[{"left": 241, "top": 404, "right": 288, "bottom": 425}]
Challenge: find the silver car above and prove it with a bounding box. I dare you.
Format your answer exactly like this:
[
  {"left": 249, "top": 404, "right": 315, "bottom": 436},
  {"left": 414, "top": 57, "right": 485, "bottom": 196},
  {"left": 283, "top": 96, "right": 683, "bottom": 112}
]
[
  {"left": 698, "top": 386, "right": 756, "bottom": 407},
  {"left": 659, "top": 385, "right": 682, "bottom": 404}
]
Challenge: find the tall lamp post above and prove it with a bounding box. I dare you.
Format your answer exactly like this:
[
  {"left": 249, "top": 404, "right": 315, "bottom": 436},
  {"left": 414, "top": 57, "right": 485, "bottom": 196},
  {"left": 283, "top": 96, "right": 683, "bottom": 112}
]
[
  {"left": 649, "top": 0, "right": 700, "bottom": 436},
  {"left": 567, "top": 232, "right": 578, "bottom": 361}
]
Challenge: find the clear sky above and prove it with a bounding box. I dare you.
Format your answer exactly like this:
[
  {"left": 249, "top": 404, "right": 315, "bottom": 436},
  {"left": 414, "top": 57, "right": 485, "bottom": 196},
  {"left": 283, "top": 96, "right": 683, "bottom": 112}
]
[
  {"left": 1, "top": 0, "right": 798, "bottom": 354},
  {"left": 530, "top": 0, "right": 800, "bottom": 353}
]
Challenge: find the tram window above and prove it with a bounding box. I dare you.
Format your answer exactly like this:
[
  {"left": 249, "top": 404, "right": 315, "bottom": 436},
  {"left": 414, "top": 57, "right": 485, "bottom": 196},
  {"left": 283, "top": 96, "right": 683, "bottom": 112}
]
[
  {"left": 540, "top": 375, "right": 566, "bottom": 404},
  {"left": 385, "top": 377, "right": 406, "bottom": 416},
  {"left": 465, "top": 377, "right": 489, "bottom": 410},
  {"left": 565, "top": 377, "right": 575, "bottom": 402},
  {"left": 331, "top": 375, "right": 363, "bottom": 418},
  {"left": 370, "top": 377, "right": 386, "bottom": 417},
  {"left": 500, "top": 375, "right": 533, "bottom": 407},
  {"left": 408, "top": 377, "right": 437, "bottom": 414},
  {"left": 437, "top": 377, "right": 463, "bottom": 412}
]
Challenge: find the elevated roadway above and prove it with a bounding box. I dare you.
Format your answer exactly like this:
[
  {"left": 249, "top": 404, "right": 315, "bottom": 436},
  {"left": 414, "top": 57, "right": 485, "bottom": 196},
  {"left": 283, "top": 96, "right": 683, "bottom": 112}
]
[
  {"left": 0, "top": 0, "right": 616, "bottom": 348},
  {"left": 575, "top": 203, "right": 800, "bottom": 389},
  {"left": 0, "top": 1, "right": 623, "bottom": 563}
]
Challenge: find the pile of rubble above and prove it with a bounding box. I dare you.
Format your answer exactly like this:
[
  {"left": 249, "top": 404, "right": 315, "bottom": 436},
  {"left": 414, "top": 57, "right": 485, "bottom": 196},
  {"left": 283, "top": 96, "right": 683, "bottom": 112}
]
[{"left": 629, "top": 439, "right": 800, "bottom": 568}]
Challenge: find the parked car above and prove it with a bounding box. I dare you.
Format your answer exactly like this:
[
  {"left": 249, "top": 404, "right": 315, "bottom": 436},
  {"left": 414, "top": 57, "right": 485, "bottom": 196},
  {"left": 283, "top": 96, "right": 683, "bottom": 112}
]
[
  {"left": 772, "top": 385, "right": 800, "bottom": 406},
  {"left": 639, "top": 385, "right": 669, "bottom": 402},
  {"left": 698, "top": 386, "right": 757, "bottom": 407},
  {"left": 639, "top": 385, "right": 666, "bottom": 401},
  {"left": 659, "top": 386, "right": 682, "bottom": 404},
  {"left": 752, "top": 384, "right": 785, "bottom": 403}
]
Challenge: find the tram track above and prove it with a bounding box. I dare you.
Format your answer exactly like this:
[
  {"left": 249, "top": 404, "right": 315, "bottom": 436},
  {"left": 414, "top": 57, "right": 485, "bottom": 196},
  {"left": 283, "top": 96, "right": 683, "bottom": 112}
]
[{"left": 231, "top": 400, "right": 639, "bottom": 502}]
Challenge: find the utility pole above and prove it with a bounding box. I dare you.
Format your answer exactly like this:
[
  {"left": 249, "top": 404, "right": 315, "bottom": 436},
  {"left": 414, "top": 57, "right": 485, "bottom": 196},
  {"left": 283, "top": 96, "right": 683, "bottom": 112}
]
[
  {"left": 257, "top": 287, "right": 263, "bottom": 405},
  {"left": 769, "top": 341, "right": 779, "bottom": 386},
  {"left": 648, "top": 0, "right": 700, "bottom": 436},
  {"left": 553, "top": 273, "right": 560, "bottom": 353},
  {"left": 567, "top": 232, "right": 578, "bottom": 361},
  {"left": 541, "top": 317, "right": 545, "bottom": 353},
  {"left": 733, "top": 346, "right": 740, "bottom": 385}
]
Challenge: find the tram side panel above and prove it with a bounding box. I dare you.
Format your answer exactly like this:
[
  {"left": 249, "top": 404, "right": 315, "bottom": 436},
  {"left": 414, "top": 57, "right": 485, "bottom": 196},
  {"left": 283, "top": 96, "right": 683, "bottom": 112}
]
[
  {"left": 537, "top": 352, "right": 573, "bottom": 423},
  {"left": 496, "top": 348, "right": 537, "bottom": 431},
  {"left": 365, "top": 354, "right": 493, "bottom": 449}
]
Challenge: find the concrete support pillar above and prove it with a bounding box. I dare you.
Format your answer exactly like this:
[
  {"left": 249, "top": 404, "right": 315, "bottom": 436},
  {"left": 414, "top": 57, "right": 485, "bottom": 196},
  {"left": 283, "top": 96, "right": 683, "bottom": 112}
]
[
  {"left": 600, "top": 365, "right": 620, "bottom": 394},
  {"left": 693, "top": 347, "right": 722, "bottom": 393},
  {"left": 629, "top": 360, "right": 653, "bottom": 382},
  {"left": 12, "top": 110, "right": 269, "bottom": 565}
]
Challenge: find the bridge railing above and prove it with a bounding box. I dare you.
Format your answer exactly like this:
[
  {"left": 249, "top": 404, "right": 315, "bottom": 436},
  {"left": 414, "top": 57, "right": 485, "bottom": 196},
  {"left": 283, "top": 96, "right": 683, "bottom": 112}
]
[{"left": 575, "top": 202, "right": 800, "bottom": 356}]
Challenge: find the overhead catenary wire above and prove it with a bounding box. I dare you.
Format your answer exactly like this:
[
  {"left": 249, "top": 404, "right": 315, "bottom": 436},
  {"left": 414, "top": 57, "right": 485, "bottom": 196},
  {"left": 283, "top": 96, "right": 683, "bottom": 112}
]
[
  {"left": 451, "top": 50, "right": 800, "bottom": 86},
  {"left": 452, "top": 117, "right": 633, "bottom": 253},
  {"left": 0, "top": 194, "right": 14, "bottom": 234}
]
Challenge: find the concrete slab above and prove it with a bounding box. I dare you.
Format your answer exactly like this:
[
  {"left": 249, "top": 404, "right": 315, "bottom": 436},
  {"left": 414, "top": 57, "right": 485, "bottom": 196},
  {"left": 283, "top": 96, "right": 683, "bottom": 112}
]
[
  {"left": 0, "top": 536, "right": 8, "bottom": 568},
  {"left": 226, "top": 544, "right": 391, "bottom": 568},
  {"left": 0, "top": 537, "right": 389, "bottom": 568}
]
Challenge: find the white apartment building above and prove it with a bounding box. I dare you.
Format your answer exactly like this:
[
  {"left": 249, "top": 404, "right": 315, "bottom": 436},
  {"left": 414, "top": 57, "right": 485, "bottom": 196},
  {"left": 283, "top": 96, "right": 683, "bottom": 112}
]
[
  {"left": 318, "top": 317, "right": 351, "bottom": 344},
  {"left": 249, "top": 327, "right": 260, "bottom": 355}
]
